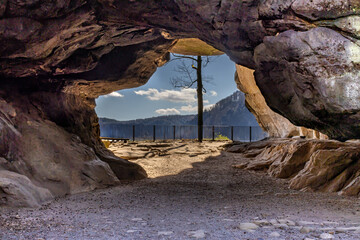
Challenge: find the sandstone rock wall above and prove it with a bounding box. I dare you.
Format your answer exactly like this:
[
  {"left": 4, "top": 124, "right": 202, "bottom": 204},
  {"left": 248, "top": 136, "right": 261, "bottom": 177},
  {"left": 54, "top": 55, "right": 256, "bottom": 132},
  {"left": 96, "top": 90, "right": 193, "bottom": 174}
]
[
  {"left": 0, "top": 93, "right": 122, "bottom": 207},
  {"left": 0, "top": 0, "right": 359, "bottom": 206},
  {"left": 0, "top": 0, "right": 358, "bottom": 140},
  {"left": 235, "top": 64, "right": 327, "bottom": 139},
  {"left": 228, "top": 139, "right": 360, "bottom": 197}
]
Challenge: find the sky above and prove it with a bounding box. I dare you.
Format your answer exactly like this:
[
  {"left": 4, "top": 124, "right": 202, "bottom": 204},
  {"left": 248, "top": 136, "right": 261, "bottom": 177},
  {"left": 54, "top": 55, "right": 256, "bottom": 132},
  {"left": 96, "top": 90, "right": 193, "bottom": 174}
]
[{"left": 95, "top": 54, "right": 238, "bottom": 121}]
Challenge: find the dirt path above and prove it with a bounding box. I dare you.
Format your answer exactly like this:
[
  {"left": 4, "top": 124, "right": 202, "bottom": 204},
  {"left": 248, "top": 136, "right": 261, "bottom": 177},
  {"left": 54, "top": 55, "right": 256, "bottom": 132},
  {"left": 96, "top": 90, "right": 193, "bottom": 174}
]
[{"left": 1, "top": 141, "right": 360, "bottom": 239}]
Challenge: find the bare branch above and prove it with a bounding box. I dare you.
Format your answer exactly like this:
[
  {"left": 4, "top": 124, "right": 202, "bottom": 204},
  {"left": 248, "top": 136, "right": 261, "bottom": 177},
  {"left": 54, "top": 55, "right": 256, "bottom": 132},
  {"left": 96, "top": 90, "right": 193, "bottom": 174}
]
[
  {"left": 188, "top": 80, "right": 197, "bottom": 88},
  {"left": 203, "top": 56, "right": 211, "bottom": 67},
  {"left": 171, "top": 53, "right": 197, "bottom": 61}
]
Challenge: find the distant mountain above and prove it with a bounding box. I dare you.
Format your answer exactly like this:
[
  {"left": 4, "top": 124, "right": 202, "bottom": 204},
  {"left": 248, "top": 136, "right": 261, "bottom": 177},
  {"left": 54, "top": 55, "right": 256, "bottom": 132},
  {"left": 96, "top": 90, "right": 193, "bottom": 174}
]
[
  {"left": 99, "top": 114, "right": 194, "bottom": 126},
  {"left": 190, "top": 91, "right": 258, "bottom": 126},
  {"left": 99, "top": 91, "right": 264, "bottom": 140},
  {"left": 99, "top": 91, "right": 259, "bottom": 127}
]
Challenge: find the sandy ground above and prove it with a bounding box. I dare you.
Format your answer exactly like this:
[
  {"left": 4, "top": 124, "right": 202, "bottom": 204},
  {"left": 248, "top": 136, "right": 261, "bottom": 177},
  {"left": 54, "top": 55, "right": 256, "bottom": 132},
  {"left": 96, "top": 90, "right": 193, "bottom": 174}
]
[{"left": 0, "top": 140, "right": 360, "bottom": 240}]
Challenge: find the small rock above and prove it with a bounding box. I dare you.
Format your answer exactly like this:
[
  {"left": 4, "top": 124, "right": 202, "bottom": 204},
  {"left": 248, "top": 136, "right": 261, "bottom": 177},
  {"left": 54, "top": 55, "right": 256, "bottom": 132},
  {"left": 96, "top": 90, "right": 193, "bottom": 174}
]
[
  {"left": 126, "top": 230, "right": 137, "bottom": 233},
  {"left": 300, "top": 226, "right": 312, "bottom": 233},
  {"left": 278, "top": 219, "right": 287, "bottom": 225},
  {"left": 320, "top": 233, "right": 335, "bottom": 239},
  {"left": 273, "top": 223, "right": 288, "bottom": 229},
  {"left": 269, "top": 231, "right": 280, "bottom": 237},
  {"left": 131, "top": 218, "right": 143, "bottom": 221},
  {"left": 304, "top": 238, "right": 315, "bottom": 240},
  {"left": 335, "top": 226, "right": 360, "bottom": 233},
  {"left": 188, "top": 230, "right": 206, "bottom": 239},
  {"left": 253, "top": 220, "right": 270, "bottom": 226},
  {"left": 270, "top": 219, "right": 278, "bottom": 225},
  {"left": 239, "top": 222, "right": 259, "bottom": 231},
  {"left": 323, "top": 221, "right": 339, "bottom": 225},
  {"left": 158, "top": 231, "right": 173, "bottom": 236},
  {"left": 278, "top": 219, "right": 296, "bottom": 226},
  {"left": 287, "top": 220, "right": 296, "bottom": 226},
  {"left": 298, "top": 221, "right": 318, "bottom": 226}
]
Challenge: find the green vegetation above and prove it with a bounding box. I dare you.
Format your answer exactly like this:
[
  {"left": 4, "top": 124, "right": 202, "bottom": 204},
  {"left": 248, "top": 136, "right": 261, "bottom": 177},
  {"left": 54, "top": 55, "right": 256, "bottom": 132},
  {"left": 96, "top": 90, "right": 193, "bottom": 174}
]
[{"left": 215, "top": 134, "right": 230, "bottom": 141}]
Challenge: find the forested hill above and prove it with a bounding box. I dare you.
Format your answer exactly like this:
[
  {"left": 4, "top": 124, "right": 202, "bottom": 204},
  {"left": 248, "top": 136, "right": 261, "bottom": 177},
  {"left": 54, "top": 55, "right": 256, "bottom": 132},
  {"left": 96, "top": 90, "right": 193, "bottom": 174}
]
[{"left": 99, "top": 91, "right": 259, "bottom": 126}]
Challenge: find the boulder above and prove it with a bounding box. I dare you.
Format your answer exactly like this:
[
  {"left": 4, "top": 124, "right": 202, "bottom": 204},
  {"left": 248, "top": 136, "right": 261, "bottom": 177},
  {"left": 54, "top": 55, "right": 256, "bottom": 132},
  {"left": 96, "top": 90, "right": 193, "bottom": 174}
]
[
  {"left": 254, "top": 27, "right": 360, "bottom": 140},
  {"left": 235, "top": 64, "right": 327, "bottom": 139},
  {"left": 0, "top": 170, "right": 53, "bottom": 208},
  {"left": 228, "top": 139, "right": 360, "bottom": 196}
]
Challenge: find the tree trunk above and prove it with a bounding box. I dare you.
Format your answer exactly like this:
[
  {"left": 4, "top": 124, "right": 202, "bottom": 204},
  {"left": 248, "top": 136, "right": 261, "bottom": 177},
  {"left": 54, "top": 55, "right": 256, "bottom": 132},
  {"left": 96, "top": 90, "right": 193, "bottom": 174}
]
[{"left": 197, "top": 56, "right": 203, "bottom": 142}]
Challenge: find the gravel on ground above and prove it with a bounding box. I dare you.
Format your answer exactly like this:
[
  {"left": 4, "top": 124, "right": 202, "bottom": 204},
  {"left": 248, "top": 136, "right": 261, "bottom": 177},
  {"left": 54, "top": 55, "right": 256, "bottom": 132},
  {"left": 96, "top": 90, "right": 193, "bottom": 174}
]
[{"left": 1, "top": 140, "right": 359, "bottom": 240}]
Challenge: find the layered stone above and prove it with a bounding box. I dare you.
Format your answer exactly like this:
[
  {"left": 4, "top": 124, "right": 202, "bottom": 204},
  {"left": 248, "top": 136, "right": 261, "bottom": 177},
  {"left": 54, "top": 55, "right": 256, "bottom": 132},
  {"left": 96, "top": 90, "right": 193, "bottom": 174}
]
[
  {"left": 0, "top": 0, "right": 359, "bottom": 206},
  {"left": 235, "top": 64, "right": 327, "bottom": 139},
  {"left": 228, "top": 139, "right": 360, "bottom": 197}
]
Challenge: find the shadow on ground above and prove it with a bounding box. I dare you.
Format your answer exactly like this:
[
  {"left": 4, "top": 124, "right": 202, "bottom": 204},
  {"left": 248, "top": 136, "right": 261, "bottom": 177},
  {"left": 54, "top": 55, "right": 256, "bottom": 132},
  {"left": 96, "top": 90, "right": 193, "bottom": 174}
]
[{"left": 1, "top": 141, "right": 359, "bottom": 239}]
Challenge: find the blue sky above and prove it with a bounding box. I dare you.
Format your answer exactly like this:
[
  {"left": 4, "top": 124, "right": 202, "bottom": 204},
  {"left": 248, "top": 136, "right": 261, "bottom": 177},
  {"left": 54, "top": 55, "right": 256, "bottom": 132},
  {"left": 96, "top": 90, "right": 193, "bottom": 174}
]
[{"left": 95, "top": 55, "right": 238, "bottom": 121}]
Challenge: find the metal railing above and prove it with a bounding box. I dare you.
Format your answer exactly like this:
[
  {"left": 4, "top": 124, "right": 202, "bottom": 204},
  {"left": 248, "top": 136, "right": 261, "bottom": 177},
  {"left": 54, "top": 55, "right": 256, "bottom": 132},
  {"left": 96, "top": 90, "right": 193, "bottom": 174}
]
[{"left": 100, "top": 124, "right": 268, "bottom": 142}]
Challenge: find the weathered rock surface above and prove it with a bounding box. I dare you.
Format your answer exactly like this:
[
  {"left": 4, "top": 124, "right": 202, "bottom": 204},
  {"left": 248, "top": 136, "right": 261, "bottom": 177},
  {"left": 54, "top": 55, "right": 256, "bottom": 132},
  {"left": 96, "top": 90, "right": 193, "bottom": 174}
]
[
  {"left": 228, "top": 139, "right": 360, "bottom": 196},
  {"left": 291, "top": 0, "right": 360, "bottom": 21},
  {"left": 0, "top": 170, "right": 53, "bottom": 208},
  {"left": 254, "top": 27, "right": 360, "bottom": 140},
  {"left": 0, "top": 0, "right": 359, "bottom": 206},
  {"left": 0, "top": 92, "right": 145, "bottom": 207},
  {"left": 170, "top": 38, "right": 224, "bottom": 56},
  {"left": 0, "top": 0, "right": 358, "bottom": 140},
  {"left": 235, "top": 64, "right": 327, "bottom": 139}
]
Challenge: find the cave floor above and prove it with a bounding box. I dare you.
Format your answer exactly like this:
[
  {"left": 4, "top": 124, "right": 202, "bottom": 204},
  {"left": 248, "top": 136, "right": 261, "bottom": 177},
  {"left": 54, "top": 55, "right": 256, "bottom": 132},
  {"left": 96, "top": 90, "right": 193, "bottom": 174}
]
[{"left": 1, "top": 140, "right": 360, "bottom": 240}]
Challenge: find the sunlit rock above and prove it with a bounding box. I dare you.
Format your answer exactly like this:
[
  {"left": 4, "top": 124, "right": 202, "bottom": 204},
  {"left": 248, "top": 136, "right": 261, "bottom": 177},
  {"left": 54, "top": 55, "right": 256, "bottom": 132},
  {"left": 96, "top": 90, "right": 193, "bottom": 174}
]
[
  {"left": 170, "top": 38, "right": 224, "bottom": 56},
  {"left": 254, "top": 27, "right": 360, "bottom": 140},
  {"left": 235, "top": 64, "right": 326, "bottom": 139},
  {"left": 228, "top": 139, "right": 360, "bottom": 196},
  {"left": 292, "top": 0, "right": 360, "bottom": 20}
]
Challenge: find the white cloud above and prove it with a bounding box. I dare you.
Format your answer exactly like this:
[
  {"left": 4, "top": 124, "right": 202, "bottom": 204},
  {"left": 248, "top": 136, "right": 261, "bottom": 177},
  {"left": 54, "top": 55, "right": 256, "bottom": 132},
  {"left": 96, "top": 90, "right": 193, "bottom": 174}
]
[
  {"left": 204, "top": 104, "right": 215, "bottom": 110},
  {"left": 155, "top": 108, "right": 180, "bottom": 115},
  {"left": 134, "top": 88, "right": 197, "bottom": 103},
  {"left": 203, "top": 100, "right": 209, "bottom": 104},
  {"left": 210, "top": 90, "right": 217, "bottom": 96},
  {"left": 180, "top": 103, "right": 215, "bottom": 113},
  {"left": 104, "top": 92, "right": 124, "bottom": 98},
  {"left": 180, "top": 105, "right": 197, "bottom": 113}
]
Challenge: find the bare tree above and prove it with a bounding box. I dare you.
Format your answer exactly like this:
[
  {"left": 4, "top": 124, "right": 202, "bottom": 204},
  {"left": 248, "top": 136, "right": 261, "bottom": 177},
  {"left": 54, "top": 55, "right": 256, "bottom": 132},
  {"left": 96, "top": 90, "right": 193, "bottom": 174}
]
[{"left": 170, "top": 54, "right": 213, "bottom": 142}]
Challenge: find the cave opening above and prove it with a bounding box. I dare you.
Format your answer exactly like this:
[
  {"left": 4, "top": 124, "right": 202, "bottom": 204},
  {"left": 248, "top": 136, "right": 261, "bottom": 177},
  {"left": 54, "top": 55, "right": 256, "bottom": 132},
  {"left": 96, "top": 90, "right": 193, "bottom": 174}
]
[
  {"left": 93, "top": 41, "right": 266, "bottom": 178},
  {"left": 1, "top": 1, "right": 360, "bottom": 238}
]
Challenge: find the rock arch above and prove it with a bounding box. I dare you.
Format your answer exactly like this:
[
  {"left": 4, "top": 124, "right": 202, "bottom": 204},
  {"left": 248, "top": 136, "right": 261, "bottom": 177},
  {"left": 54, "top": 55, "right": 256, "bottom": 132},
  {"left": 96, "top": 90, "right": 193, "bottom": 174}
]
[{"left": 0, "top": 0, "right": 359, "bottom": 206}]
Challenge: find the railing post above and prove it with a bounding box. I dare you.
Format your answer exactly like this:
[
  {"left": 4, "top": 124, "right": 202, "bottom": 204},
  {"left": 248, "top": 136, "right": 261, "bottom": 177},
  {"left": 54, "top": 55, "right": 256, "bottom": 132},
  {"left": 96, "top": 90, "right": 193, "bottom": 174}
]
[
  {"left": 212, "top": 126, "right": 215, "bottom": 141},
  {"left": 132, "top": 125, "right": 135, "bottom": 142},
  {"left": 231, "top": 126, "right": 234, "bottom": 141},
  {"left": 249, "top": 126, "right": 252, "bottom": 142},
  {"left": 153, "top": 125, "right": 156, "bottom": 142},
  {"left": 173, "top": 125, "right": 176, "bottom": 140}
]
